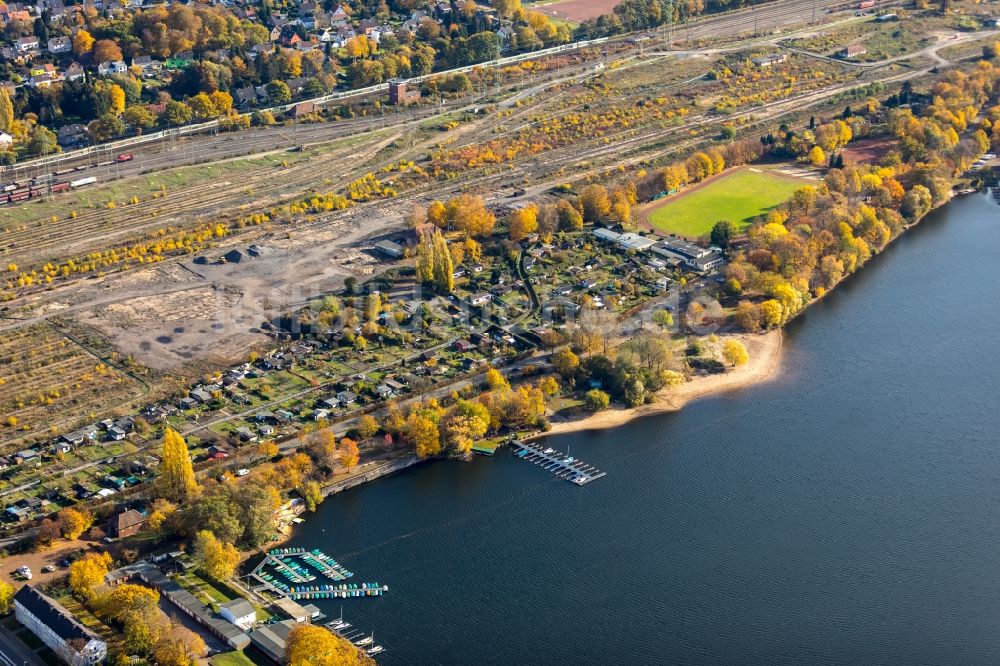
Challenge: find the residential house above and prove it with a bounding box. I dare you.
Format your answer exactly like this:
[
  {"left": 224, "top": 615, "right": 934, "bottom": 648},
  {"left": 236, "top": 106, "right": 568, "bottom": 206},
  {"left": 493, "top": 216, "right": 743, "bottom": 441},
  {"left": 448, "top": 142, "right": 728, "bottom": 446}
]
[
  {"left": 330, "top": 4, "right": 349, "bottom": 22},
  {"left": 189, "top": 388, "right": 213, "bottom": 404},
  {"left": 15, "top": 36, "right": 40, "bottom": 53},
  {"left": 131, "top": 55, "right": 163, "bottom": 77},
  {"left": 97, "top": 60, "right": 127, "bottom": 76},
  {"left": 0, "top": 132, "right": 12, "bottom": 148},
  {"left": 234, "top": 86, "right": 257, "bottom": 108},
  {"left": 234, "top": 427, "right": 258, "bottom": 442},
  {"left": 336, "top": 390, "right": 357, "bottom": 406},
  {"left": 470, "top": 292, "right": 493, "bottom": 306},
  {"left": 14, "top": 449, "right": 39, "bottom": 464},
  {"left": 255, "top": 411, "right": 278, "bottom": 424},
  {"left": 14, "top": 586, "right": 108, "bottom": 666},
  {"left": 64, "top": 62, "right": 84, "bottom": 81},
  {"left": 47, "top": 36, "right": 71, "bottom": 53},
  {"left": 384, "top": 378, "right": 406, "bottom": 393},
  {"left": 106, "top": 508, "right": 146, "bottom": 538}
]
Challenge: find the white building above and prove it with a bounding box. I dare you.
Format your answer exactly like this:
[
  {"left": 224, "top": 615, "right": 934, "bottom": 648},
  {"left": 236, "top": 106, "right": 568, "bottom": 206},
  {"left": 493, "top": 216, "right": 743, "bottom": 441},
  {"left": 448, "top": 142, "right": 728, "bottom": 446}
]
[
  {"left": 97, "top": 60, "right": 127, "bottom": 76},
  {"left": 47, "top": 36, "right": 72, "bottom": 54},
  {"left": 219, "top": 598, "right": 257, "bottom": 630},
  {"left": 14, "top": 586, "right": 107, "bottom": 666}
]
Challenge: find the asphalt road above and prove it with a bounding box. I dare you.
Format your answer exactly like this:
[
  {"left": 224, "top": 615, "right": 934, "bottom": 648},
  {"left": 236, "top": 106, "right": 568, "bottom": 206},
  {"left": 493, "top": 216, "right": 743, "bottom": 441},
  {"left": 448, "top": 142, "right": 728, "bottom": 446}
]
[{"left": 0, "top": 626, "right": 45, "bottom": 666}]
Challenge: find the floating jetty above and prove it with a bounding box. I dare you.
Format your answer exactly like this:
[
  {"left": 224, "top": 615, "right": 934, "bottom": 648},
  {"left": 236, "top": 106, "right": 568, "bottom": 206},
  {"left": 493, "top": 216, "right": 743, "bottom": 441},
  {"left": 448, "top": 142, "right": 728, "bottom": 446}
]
[
  {"left": 512, "top": 441, "right": 606, "bottom": 485},
  {"left": 249, "top": 548, "right": 388, "bottom": 602},
  {"left": 327, "top": 609, "right": 386, "bottom": 657}
]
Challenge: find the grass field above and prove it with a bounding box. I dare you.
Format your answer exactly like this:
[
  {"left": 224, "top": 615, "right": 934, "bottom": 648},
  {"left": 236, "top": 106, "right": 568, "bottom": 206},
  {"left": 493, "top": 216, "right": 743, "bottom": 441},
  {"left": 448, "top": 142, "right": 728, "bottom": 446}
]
[
  {"left": 646, "top": 168, "right": 805, "bottom": 237},
  {"left": 212, "top": 651, "right": 259, "bottom": 666}
]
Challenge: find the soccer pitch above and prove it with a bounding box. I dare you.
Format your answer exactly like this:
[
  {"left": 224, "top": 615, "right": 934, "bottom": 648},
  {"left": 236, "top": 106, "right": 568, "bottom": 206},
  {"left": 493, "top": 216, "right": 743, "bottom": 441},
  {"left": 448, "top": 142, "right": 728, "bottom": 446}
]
[{"left": 646, "top": 168, "right": 806, "bottom": 237}]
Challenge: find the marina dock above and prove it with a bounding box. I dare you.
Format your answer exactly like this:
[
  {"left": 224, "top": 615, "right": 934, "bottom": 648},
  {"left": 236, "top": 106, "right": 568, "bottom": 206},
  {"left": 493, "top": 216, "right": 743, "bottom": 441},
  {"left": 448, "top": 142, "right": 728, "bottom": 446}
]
[
  {"left": 249, "top": 548, "right": 389, "bottom": 602},
  {"left": 512, "top": 441, "right": 606, "bottom": 485}
]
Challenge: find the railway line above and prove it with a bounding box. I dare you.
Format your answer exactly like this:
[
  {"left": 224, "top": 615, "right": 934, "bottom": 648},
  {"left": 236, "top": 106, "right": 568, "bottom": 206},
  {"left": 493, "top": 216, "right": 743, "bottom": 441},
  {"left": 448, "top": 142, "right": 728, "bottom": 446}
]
[
  {"left": 0, "top": 0, "right": 871, "bottom": 185},
  {"left": 0, "top": 19, "right": 983, "bottom": 312}
]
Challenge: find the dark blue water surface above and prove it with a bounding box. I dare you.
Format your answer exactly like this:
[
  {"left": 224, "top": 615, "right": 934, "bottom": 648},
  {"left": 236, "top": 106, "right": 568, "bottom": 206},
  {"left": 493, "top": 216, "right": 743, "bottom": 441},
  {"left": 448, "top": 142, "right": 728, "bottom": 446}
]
[{"left": 282, "top": 191, "right": 1000, "bottom": 665}]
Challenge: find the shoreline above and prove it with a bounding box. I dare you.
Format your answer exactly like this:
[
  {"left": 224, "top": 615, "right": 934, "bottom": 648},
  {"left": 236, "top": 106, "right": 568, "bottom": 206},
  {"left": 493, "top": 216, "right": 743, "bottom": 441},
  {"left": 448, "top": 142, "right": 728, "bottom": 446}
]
[{"left": 528, "top": 329, "right": 784, "bottom": 439}]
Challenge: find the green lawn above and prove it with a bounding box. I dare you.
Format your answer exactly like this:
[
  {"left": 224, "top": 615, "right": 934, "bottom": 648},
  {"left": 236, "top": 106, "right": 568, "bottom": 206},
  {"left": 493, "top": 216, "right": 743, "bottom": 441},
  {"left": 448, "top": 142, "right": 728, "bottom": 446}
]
[
  {"left": 647, "top": 168, "right": 805, "bottom": 237},
  {"left": 212, "top": 651, "right": 258, "bottom": 666}
]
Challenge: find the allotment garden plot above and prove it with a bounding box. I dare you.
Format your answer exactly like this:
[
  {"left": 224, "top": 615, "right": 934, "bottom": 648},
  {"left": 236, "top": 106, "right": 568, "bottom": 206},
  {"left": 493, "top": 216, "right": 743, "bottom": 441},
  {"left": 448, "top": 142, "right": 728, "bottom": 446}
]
[
  {"left": 644, "top": 166, "right": 814, "bottom": 238},
  {"left": 0, "top": 323, "right": 145, "bottom": 449}
]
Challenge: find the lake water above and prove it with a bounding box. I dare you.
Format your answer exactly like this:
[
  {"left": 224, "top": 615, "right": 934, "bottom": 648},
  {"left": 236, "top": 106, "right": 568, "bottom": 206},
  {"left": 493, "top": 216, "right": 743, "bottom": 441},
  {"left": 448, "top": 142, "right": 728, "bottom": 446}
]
[{"left": 281, "top": 190, "right": 1000, "bottom": 664}]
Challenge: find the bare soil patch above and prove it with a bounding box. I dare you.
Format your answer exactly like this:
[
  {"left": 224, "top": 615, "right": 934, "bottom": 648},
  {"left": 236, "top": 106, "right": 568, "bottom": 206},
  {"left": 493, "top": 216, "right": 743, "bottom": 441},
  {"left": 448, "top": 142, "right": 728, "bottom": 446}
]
[
  {"left": 536, "top": 0, "right": 620, "bottom": 23},
  {"left": 841, "top": 137, "right": 895, "bottom": 166}
]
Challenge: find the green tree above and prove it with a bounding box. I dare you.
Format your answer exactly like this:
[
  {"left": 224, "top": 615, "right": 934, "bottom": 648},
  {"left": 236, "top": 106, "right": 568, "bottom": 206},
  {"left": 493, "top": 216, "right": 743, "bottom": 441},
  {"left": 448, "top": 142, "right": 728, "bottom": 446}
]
[
  {"left": 88, "top": 113, "right": 126, "bottom": 141},
  {"left": 164, "top": 100, "right": 193, "bottom": 125},
  {"left": 27, "top": 126, "right": 60, "bottom": 156},
  {"left": 234, "top": 485, "right": 279, "bottom": 548},
  {"left": 122, "top": 105, "right": 157, "bottom": 130},
  {"left": 900, "top": 184, "right": 933, "bottom": 221},
  {"left": 651, "top": 310, "right": 674, "bottom": 330},
  {"left": 266, "top": 80, "right": 292, "bottom": 104},
  {"left": 301, "top": 481, "right": 323, "bottom": 512},
  {"left": 710, "top": 220, "right": 735, "bottom": 249},
  {"left": 182, "top": 485, "right": 242, "bottom": 544}
]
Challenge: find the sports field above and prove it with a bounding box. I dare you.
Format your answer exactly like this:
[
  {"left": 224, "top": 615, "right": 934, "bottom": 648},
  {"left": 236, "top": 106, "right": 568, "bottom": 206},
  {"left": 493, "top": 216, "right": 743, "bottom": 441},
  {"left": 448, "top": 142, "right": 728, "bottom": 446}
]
[{"left": 645, "top": 168, "right": 806, "bottom": 237}]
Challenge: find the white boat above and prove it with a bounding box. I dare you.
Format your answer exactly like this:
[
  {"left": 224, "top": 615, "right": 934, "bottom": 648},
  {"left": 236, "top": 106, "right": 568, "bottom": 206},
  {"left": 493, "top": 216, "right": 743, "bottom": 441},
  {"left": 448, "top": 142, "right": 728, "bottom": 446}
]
[
  {"left": 355, "top": 635, "right": 374, "bottom": 647},
  {"left": 367, "top": 646, "right": 384, "bottom": 655}
]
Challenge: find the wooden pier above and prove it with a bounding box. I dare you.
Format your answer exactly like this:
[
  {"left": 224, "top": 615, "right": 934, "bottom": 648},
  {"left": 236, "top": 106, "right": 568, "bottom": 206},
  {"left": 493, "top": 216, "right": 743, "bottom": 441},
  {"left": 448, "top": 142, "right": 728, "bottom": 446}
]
[{"left": 512, "top": 441, "right": 606, "bottom": 485}]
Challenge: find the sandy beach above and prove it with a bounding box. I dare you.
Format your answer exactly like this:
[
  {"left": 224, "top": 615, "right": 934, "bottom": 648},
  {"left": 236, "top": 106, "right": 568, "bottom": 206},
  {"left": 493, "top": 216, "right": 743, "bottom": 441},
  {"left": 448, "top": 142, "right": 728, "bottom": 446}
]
[{"left": 534, "top": 330, "right": 784, "bottom": 438}]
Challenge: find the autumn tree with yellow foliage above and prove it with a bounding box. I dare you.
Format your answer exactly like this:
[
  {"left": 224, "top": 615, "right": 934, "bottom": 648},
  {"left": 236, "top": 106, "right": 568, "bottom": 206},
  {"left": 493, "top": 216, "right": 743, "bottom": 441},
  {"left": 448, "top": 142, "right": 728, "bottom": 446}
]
[
  {"left": 69, "top": 552, "right": 113, "bottom": 601},
  {"left": 158, "top": 427, "right": 199, "bottom": 503},
  {"left": 192, "top": 530, "right": 240, "bottom": 580},
  {"left": 338, "top": 437, "right": 360, "bottom": 471},
  {"left": 58, "top": 507, "right": 94, "bottom": 539},
  {"left": 722, "top": 339, "right": 750, "bottom": 367},
  {"left": 509, "top": 205, "right": 539, "bottom": 242},
  {"left": 285, "top": 624, "right": 374, "bottom": 666}
]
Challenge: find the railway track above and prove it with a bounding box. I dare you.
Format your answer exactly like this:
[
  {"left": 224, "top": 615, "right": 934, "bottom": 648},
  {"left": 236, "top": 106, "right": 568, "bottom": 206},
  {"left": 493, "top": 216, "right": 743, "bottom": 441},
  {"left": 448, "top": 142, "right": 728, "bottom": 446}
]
[{"left": 0, "top": 22, "right": 975, "bottom": 306}]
